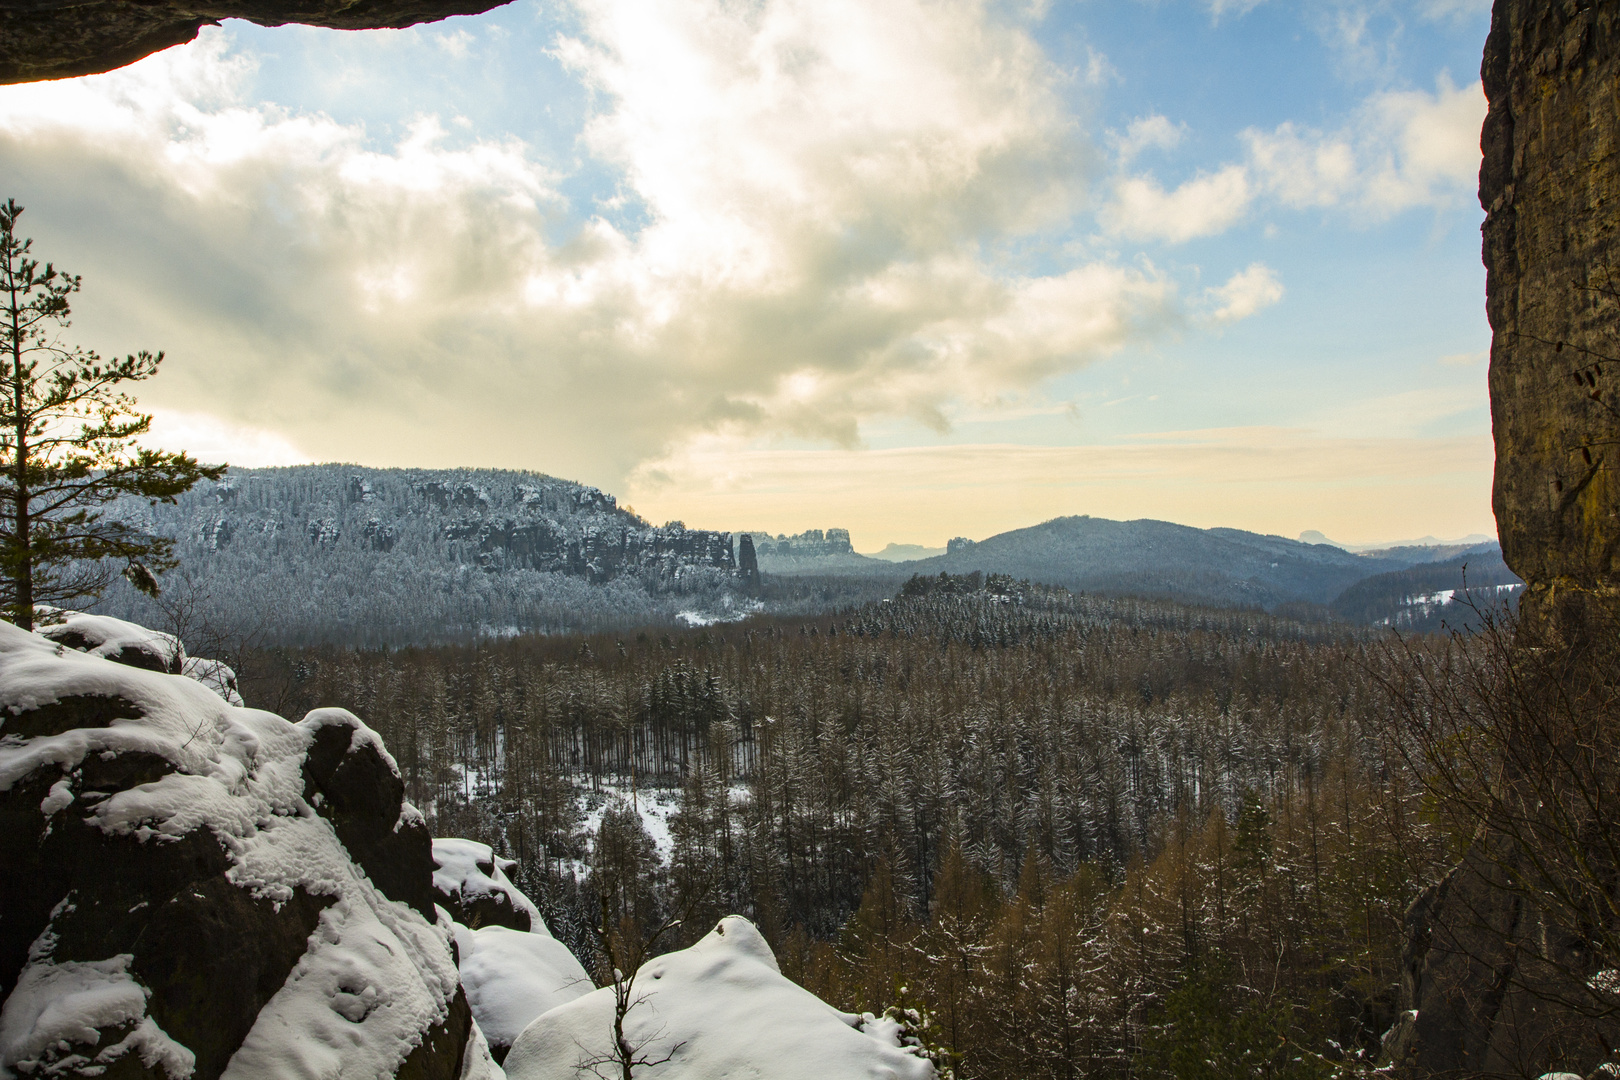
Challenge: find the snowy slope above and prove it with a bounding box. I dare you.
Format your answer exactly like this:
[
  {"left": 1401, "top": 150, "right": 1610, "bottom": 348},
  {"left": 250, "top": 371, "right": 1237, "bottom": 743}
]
[{"left": 503, "top": 917, "right": 936, "bottom": 1080}]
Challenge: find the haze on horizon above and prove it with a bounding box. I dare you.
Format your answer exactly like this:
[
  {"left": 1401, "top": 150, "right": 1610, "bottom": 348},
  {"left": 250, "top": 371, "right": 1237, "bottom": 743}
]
[{"left": 0, "top": 0, "right": 1495, "bottom": 550}]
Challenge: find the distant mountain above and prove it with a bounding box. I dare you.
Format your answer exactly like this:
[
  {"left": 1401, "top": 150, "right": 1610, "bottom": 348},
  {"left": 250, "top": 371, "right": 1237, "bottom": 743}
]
[
  {"left": 1298, "top": 529, "right": 1497, "bottom": 554},
  {"left": 862, "top": 542, "right": 947, "bottom": 562},
  {"left": 94, "top": 465, "right": 750, "bottom": 645},
  {"left": 878, "top": 516, "right": 1428, "bottom": 611}
]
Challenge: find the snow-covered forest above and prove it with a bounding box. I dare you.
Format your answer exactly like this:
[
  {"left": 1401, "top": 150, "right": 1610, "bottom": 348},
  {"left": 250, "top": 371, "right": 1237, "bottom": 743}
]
[{"left": 238, "top": 574, "right": 1461, "bottom": 1078}]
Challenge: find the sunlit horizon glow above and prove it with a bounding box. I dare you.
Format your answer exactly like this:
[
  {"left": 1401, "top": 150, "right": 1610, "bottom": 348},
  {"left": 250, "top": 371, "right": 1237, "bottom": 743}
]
[{"left": 0, "top": 0, "right": 1496, "bottom": 550}]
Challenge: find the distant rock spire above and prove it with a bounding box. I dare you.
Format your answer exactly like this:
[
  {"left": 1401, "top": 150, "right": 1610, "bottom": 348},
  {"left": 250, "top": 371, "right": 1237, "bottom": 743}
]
[{"left": 738, "top": 534, "right": 760, "bottom": 592}]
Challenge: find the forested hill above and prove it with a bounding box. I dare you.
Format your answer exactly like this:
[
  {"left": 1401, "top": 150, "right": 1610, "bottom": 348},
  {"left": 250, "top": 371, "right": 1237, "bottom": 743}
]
[
  {"left": 892, "top": 515, "right": 1496, "bottom": 611},
  {"left": 96, "top": 465, "right": 752, "bottom": 645}
]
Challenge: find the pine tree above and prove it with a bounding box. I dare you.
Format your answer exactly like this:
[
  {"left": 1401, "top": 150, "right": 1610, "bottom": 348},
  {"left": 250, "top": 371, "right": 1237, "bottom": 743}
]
[{"left": 0, "top": 199, "right": 222, "bottom": 629}]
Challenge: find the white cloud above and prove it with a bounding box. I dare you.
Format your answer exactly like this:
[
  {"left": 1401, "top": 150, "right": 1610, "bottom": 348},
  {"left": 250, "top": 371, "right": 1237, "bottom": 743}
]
[
  {"left": 1419, "top": 0, "right": 1491, "bottom": 19},
  {"left": 0, "top": 7, "right": 1195, "bottom": 487},
  {"left": 1111, "top": 114, "right": 1186, "bottom": 165},
  {"left": 144, "top": 409, "right": 313, "bottom": 467},
  {"left": 1207, "top": 263, "right": 1284, "bottom": 323},
  {"left": 1207, "top": 0, "right": 1269, "bottom": 20},
  {"left": 1439, "top": 350, "right": 1487, "bottom": 366},
  {"left": 1100, "top": 165, "right": 1252, "bottom": 243},
  {"left": 1243, "top": 74, "right": 1484, "bottom": 216},
  {"left": 1104, "top": 73, "right": 1484, "bottom": 245}
]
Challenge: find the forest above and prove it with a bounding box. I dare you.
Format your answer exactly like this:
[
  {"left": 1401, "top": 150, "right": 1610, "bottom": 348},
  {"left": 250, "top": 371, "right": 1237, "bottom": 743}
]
[{"left": 224, "top": 572, "right": 1491, "bottom": 1079}]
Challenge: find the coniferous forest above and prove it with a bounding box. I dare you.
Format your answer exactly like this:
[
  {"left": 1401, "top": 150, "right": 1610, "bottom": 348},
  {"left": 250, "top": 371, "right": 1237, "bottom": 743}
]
[{"left": 232, "top": 573, "right": 1478, "bottom": 1079}]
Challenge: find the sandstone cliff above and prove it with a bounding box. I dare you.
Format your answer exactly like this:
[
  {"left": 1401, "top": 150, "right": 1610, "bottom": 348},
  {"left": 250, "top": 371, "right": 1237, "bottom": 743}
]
[
  {"left": 1385, "top": 3, "right": 1620, "bottom": 1076},
  {"left": 1483, "top": 0, "right": 1620, "bottom": 622}
]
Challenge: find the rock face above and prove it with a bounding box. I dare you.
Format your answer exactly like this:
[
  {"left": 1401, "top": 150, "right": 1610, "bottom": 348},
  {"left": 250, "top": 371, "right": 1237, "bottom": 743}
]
[
  {"left": 1482, "top": 0, "right": 1620, "bottom": 620},
  {"left": 1384, "top": 3, "right": 1620, "bottom": 1076},
  {"left": 0, "top": 620, "right": 478, "bottom": 1079},
  {"left": 0, "top": 0, "right": 514, "bottom": 85},
  {"left": 1384, "top": 832, "right": 1620, "bottom": 1077}
]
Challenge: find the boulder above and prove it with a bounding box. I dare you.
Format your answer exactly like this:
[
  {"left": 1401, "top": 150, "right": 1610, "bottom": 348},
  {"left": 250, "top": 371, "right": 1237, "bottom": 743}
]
[
  {"left": 449, "top": 923, "right": 591, "bottom": 1064},
  {"left": 433, "top": 837, "right": 591, "bottom": 1063},
  {"left": 0, "top": 618, "right": 478, "bottom": 1079},
  {"left": 432, "top": 838, "right": 537, "bottom": 932},
  {"left": 502, "top": 916, "right": 936, "bottom": 1080},
  {"left": 37, "top": 612, "right": 183, "bottom": 675}
]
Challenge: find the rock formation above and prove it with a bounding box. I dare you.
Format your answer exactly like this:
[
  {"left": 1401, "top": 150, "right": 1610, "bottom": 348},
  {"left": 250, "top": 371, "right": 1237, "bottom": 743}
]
[
  {"left": 432, "top": 840, "right": 592, "bottom": 1064},
  {"left": 1385, "top": 2, "right": 1620, "bottom": 1076},
  {"left": 0, "top": 0, "right": 513, "bottom": 85},
  {"left": 502, "top": 916, "right": 938, "bottom": 1080},
  {"left": 0, "top": 619, "right": 489, "bottom": 1079},
  {"left": 1483, "top": 0, "right": 1620, "bottom": 625}
]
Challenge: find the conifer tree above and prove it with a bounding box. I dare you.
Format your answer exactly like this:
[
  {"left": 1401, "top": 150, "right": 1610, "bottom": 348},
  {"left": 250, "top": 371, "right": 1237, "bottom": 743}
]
[{"left": 0, "top": 199, "right": 223, "bottom": 629}]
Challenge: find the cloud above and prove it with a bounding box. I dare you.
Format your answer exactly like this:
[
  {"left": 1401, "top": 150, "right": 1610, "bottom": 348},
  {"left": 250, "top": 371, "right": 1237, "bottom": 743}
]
[
  {"left": 1244, "top": 74, "right": 1485, "bottom": 215},
  {"left": 1111, "top": 114, "right": 1186, "bottom": 165},
  {"left": 1101, "top": 73, "right": 1483, "bottom": 245},
  {"left": 1206, "top": 263, "right": 1283, "bottom": 323},
  {"left": 144, "top": 409, "right": 313, "bottom": 467},
  {"left": 1418, "top": 0, "right": 1491, "bottom": 19},
  {"left": 1439, "top": 350, "right": 1487, "bottom": 367},
  {"left": 1100, "top": 165, "right": 1253, "bottom": 243},
  {"left": 1206, "top": 0, "right": 1269, "bottom": 20},
  {"left": 0, "top": 5, "right": 1196, "bottom": 490}
]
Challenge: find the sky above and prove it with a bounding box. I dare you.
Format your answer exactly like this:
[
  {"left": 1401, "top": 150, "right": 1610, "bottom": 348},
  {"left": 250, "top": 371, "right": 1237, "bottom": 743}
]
[{"left": 0, "top": 0, "right": 1495, "bottom": 549}]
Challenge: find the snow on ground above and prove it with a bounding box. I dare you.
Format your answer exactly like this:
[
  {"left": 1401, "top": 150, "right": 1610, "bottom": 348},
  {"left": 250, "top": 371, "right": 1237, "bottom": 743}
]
[
  {"left": 0, "top": 620, "right": 462, "bottom": 1079},
  {"left": 502, "top": 917, "right": 936, "bottom": 1080},
  {"left": 675, "top": 598, "right": 764, "bottom": 628},
  {"left": 578, "top": 784, "right": 682, "bottom": 865}
]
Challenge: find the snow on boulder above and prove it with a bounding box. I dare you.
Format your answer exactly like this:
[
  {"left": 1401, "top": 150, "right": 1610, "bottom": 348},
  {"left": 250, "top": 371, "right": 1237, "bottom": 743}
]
[
  {"left": 181, "top": 656, "right": 244, "bottom": 706},
  {"left": 449, "top": 923, "right": 591, "bottom": 1063},
  {"left": 37, "top": 611, "right": 184, "bottom": 674},
  {"left": 433, "top": 838, "right": 540, "bottom": 932},
  {"left": 502, "top": 916, "right": 936, "bottom": 1080},
  {"left": 0, "top": 617, "right": 475, "bottom": 1079}
]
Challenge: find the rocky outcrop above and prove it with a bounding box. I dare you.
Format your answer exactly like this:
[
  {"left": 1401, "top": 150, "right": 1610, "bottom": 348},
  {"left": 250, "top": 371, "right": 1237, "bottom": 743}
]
[
  {"left": 0, "top": 620, "right": 482, "bottom": 1079},
  {"left": 0, "top": 0, "right": 514, "bottom": 85},
  {"left": 1384, "top": 831, "right": 1620, "bottom": 1077},
  {"left": 432, "top": 837, "right": 537, "bottom": 932},
  {"left": 1482, "top": 0, "right": 1620, "bottom": 623},
  {"left": 1385, "top": 5, "right": 1620, "bottom": 1074}
]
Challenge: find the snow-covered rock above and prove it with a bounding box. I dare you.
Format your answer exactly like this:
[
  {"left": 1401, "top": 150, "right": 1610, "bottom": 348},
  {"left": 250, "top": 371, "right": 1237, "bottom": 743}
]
[
  {"left": 36, "top": 611, "right": 184, "bottom": 674},
  {"left": 436, "top": 838, "right": 591, "bottom": 1062},
  {"left": 502, "top": 916, "right": 936, "bottom": 1080},
  {"left": 433, "top": 838, "right": 540, "bottom": 932},
  {"left": 449, "top": 924, "right": 591, "bottom": 1061},
  {"left": 0, "top": 618, "right": 473, "bottom": 1079},
  {"left": 180, "top": 656, "right": 243, "bottom": 706}
]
